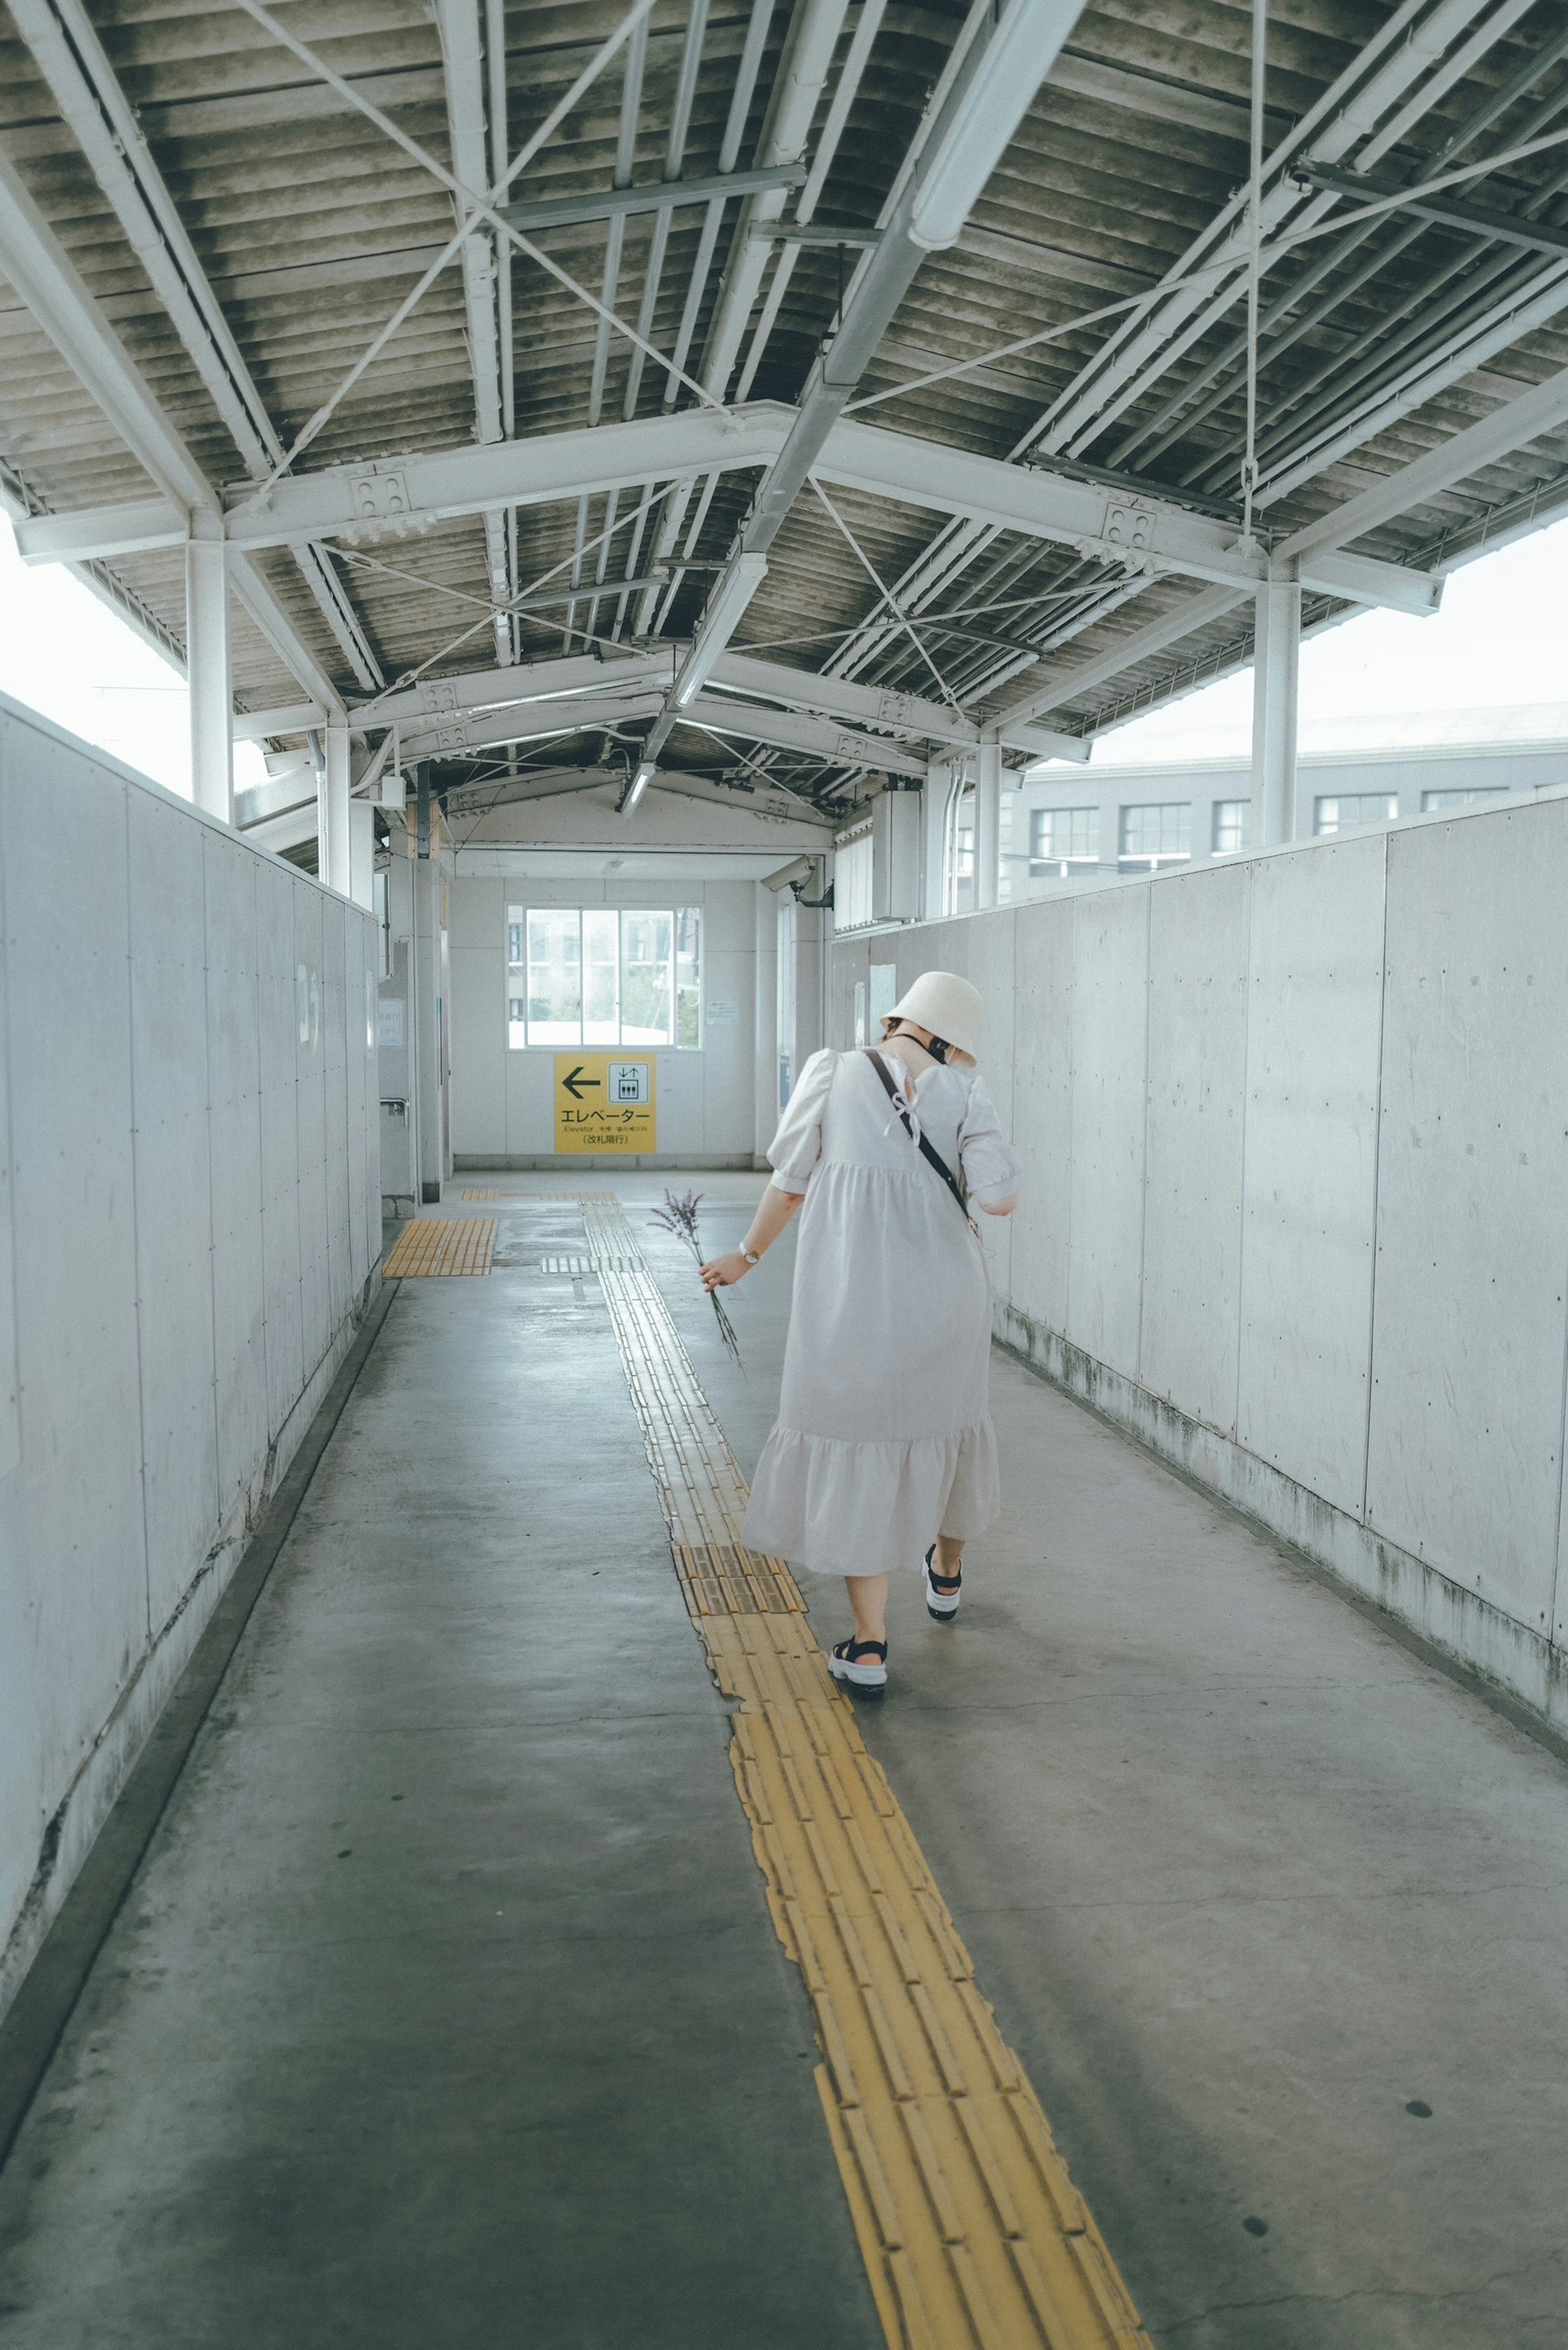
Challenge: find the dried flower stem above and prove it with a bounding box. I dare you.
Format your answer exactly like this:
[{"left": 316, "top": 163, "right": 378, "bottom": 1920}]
[{"left": 650, "top": 1189, "right": 743, "bottom": 1369}]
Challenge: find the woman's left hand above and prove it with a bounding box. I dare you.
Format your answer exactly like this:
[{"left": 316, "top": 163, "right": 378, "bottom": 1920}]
[{"left": 701, "top": 1251, "right": 752, "bottom": 1290}]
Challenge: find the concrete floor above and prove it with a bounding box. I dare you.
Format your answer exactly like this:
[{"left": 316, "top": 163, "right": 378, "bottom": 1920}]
[{"left": 3, "top": 1172, "right": 1568, "bottom": 2348}]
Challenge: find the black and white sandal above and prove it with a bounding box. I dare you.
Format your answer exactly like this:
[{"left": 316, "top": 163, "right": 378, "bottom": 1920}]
[
  {"left": 829, "top": 1636, "right": 889, "bottom": 1700},
  {"left": 924, "top": 1545, "right": 962, "bottom": 1622}
]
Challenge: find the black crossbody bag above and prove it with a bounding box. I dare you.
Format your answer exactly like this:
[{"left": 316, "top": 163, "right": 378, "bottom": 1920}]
[{"left": 863, "top": 1049, "right": 976, "bottom": 1230}]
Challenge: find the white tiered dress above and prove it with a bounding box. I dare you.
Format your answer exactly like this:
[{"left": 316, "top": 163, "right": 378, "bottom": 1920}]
[{"left": 742, "top": 1048, "right": 1021, "bottom": 1579}]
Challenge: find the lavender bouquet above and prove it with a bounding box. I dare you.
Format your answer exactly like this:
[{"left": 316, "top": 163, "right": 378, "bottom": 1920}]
[{"left": 651, "top": 1188, "right": 743, "bottom": 1370}]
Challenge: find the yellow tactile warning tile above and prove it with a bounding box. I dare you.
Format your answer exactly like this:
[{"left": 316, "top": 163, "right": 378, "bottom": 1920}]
[
  {"left": 383, "top": 1217, "right": 496, "bottom": 1278},
  {"left": 581, "top": 1198, "right": 1153, "bottom": 2350},
  {"left": 459, "top": 1187, "right": 498, "bottom": 1201}
]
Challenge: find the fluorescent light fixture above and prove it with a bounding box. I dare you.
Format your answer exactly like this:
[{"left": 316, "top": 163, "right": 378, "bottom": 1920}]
[
  {"left": 623, "top": 760, "right": 656, "bottom": 815},
  {"left": 908, "top": 0, "right": 1085, "bottom": 252},
  {"left": 672, "top": 552, "right": 770, "bottom": 708}
]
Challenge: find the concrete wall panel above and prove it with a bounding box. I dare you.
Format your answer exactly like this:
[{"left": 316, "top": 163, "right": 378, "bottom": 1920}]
[
  {"left": 450, "top": 946, "right": 506, "bottom": 1159},
  {"left": 343, "top": 912, "right": 368, "bottom": 1289},
  {"left": 203, "top": 836, "right": 267, "bottom": 1522},
  {"left": 1140, "top": 864, "right": 1250, "bottom": 1435},
  {"left": 256, "top": 861, "right": 304, "bottom": 1438},
  {"left": 832, "top": 789, "right": 1568, "bottom": 1721},
  {"left": 1367, "top": 805, "right": 1568, "bottom": 1630},
  {"left": 293, "top": 883, "right": 330, "bottom": 1379},
  {"left": 1237, "top": 834, "right": 1385, "bottom": 1515},
  {"left": 321, "top": 903, "right": 350, "bottom": 1334},
  {"left": 0, "top": 720, "right": 145, "bottom": 1807},
  {"left": 1009, "top": 899, "right": 1074, "bottom": 1335},
  {"left": 0, "top": 697, "right": 380, "bottom": 2017},
  {"left": 1067, "top": 890, "right": 1148, "bottom": 1381}
]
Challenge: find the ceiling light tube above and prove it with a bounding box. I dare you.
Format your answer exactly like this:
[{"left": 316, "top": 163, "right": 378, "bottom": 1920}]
[
  {"left": 671, "top": 552, "right": 770, "bottom": 709},
  {"left": 908, "top": 0, "right": 1086, "bottom": 252},
  {"left": 623, "top": 760, "right": 656, "bottom": 815}
]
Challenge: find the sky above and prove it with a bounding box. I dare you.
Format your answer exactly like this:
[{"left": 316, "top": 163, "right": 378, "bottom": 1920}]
[
  {"left": 0, "top": 513, "right": 265, "bottom": 795},
  {"left": 1, "top": 504, "right": 1565, "bottom": 790}
]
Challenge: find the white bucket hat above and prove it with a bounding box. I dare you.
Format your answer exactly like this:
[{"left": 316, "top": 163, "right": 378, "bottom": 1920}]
[{"left": 879, "top": 970, "right": 982, "bottom": 1063}]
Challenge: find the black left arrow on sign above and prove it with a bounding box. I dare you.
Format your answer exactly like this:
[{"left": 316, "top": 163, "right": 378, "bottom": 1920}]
[{"left": 561, "top": 1066, "right": 602, "bottom": 1100}]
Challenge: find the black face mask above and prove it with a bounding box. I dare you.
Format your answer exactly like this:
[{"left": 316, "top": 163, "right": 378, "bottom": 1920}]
[{"left": 886, "top": 1020, "right": 951, "bottom": 1065}]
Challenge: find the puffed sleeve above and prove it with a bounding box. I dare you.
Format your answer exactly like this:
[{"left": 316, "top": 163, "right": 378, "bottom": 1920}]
[
  {"left": 958, "top": 1072, "right": 1021, "bottom": 1208},
  {"left": 766, "top": 1048, "right": 838, "bottom": 1192}
]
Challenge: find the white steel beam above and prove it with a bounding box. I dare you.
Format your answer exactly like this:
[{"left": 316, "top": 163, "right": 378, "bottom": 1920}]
[
  {"left": 434, "top": 0, "right": 511, "bottom": 663},
  {"left": 234, "top": 702, "right": 330, "bottom": 740},
  {"left": 0, "top": 144, "right": 345, "bottom": 717},
  {"left": 15, "top": 404, "right": 1438, "bottom": 615},
  {"left": 996, "top": 585, "right": 1247, "bottom": 728},
  {"left": 1276, "top": 363, "right": 1568, "bottom": 566},
  {"left": 9, "top": 0, "right": 381, "bottom": 690},
  {"left": 392, "top": 684, "right": 931, "bottom": 778},
  {"left": 813, "top": 419, "right": 1442, "bottom": 613}
]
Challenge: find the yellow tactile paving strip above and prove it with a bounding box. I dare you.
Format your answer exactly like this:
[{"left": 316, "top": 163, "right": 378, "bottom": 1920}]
[
  {"left": 581, "top": 1196, "right": 1152, "bottom": 2350},
  {"left": 459, "top": 1187, "right": 498, "bottom": 1201},
  {"left": 383, "top": 1217, "right": 496, "bottom": 1278}
]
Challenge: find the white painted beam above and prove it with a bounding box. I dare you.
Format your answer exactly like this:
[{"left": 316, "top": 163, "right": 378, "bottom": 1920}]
[
  {"left": 0, "top": 145, "right": 346, "bottom": 716},
  {"left": 14, "top": 401, "right": 1437, "bottom": 618},
  {"left": 995, "top": 585, "right": 1247, "bottom": 727},
  {"left": 975, "top": 734, "right": 1001, "bottom": 911},
  {"left": 234, "top": 702, "right": 330, "bottom": 740},
  {"left": 319, "top": 722, "right": 352, "bottom": 895},
  {"left": 682, "top": 693, "right": 928, "bottom": 778},
  {"left": 1276, "top": 363, "right": 1568, "bottom": 567}
]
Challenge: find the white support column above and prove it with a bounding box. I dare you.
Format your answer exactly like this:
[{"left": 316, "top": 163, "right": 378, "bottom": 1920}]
[
  {"left": 185, "top": 517, "right": 232, "bottom": 822},
  {"left": 319, "top": 722, "right": 352, "bottom": 895},
  {"left": 1252, "top": 562, "right": 1301, "bottom": 848},
  {"left": 347, "top": 800, "right": 374, "bottom": 910},
  {"left": 922, "top": 762, "right": 953, "bottom": 921},
  {"left": 752, "top": 882, "right": 779, "bottom": 1165},
  {"left": 975, "top": 734, "right": 1002, "bottom": 911}
]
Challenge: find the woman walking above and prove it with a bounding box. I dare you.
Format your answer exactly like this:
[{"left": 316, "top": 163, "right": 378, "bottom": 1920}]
[{"left": 701, "top": 972, "right": 1019, "bottom": 1699}]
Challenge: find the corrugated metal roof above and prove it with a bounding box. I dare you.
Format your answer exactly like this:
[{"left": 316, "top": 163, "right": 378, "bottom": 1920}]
[{"left": 2, "top": 0, "right": 1567, "bottom": 829}]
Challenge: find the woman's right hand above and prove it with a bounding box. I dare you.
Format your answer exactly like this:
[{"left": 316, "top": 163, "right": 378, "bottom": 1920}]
[{"left": 700, "top": 1251, "right": 752, "bottom": 1290}]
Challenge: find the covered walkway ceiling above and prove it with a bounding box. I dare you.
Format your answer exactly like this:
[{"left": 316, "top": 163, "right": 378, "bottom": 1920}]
[{"left": 3, "top": 0, "right": 1568, "bottom": 826}]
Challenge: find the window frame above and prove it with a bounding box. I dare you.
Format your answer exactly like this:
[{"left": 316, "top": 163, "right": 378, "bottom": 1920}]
[{"left": 505, "top": 903, "right": 702, "bottom": 1052}]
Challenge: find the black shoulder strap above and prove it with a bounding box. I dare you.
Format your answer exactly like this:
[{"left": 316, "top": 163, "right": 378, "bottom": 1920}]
[{"left": 863, "top": 1050, "right": 971, "bottom": 1223}]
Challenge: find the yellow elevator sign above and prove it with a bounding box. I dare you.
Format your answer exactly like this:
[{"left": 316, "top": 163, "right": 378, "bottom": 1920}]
[{"left": 554, "top": 1054, "right": 657, "bottom": 1154}]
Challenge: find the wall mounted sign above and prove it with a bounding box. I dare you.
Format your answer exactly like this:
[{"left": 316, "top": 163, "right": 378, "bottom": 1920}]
[{"left": 554, "top": 1054, "right": 657, "bottom": 1154}]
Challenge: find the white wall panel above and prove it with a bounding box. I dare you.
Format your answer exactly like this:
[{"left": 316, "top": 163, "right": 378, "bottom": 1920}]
[
  {"left": 293, "top": 883, "right": 330, "bottom": 1379},
  {"left": 3, "top": 724, "right": 147, "bottom": 1793},
  {"left": 449, "top": 946, "right": 506, "bottom": 1158},
  {"left": 1237, "top": 835, "right": 1385, "bottom": 1515},
  {"left": 1140, "top": 864, "right": 1250, "bottom": 1435},
  {"left": 256, "top": 860, "right": 304, "bottom": 1439},
  {"left": 1067, "top": 890, "right": 1148, "bottom": 1381},
  {"left": 1367, "top": 805, "right": 1568, "bottom": 1631},
  {"left": 321, "top": 904, "right": 351, "bottom": 1335},
  {"left": 1009, "top": 898, "right": 1074, "bottom": 1335},
  {"left": 0, "top": 697, "right": 380, "bottom": 2007},
  {"left": 203, "top": 836, "right": 267, "bottom": 1521},
  {"left": 344, "top": 915, "right": 370, "bottom": 1288}
]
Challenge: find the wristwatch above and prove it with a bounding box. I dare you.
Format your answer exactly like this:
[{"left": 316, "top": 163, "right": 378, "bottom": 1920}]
[{"left": 741, "top": 1247, "right": 761, "bottom": 1266}]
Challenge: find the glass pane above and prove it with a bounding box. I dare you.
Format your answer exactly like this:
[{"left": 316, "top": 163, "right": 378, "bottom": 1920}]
[
  {"left": 676, "top": 905, "right": 701, "bottom": 1049},
  {"left": 507, "top": 995, "right": 527, "bottom": 1051},
  {"left": 506, "top": 904, "right": 525, "bottom": 968},
  {"left": 526, "top": 908, "right": 581, "bottom": 1047},
  {"left": 620, "top": 909, "right": 673, "bottom": 1045},
  {"left": 582, "top": 907, "right": 620, "bottom": 1045}
]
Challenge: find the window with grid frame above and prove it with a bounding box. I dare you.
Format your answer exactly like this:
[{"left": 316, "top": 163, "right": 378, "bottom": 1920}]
[
  {"left": 1314, "top": 793, "right": 1396, "bottom": 836},
  {"left": 1119, "top": 802, "right": 1192, "bottom": 862},
  {"left": 506, "top": 905, "right": 701, "bottom": 1049},
  {"left": 1211, "top": 799, "right": 1251, "bottom": 855},
  {"left": 1029, "top": 805, "right": 1098, "bottom": 867}
]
